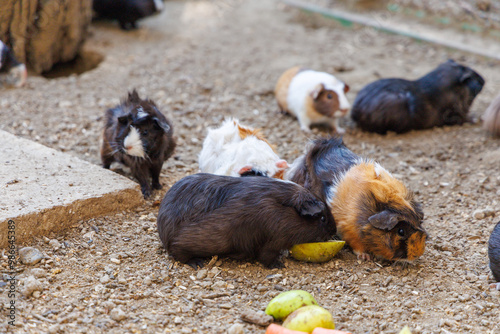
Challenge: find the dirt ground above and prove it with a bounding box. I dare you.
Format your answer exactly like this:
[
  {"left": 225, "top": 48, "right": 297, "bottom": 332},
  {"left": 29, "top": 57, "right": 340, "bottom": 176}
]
[{"left": 1, "top": 0, "right": 500, "bottom": 333}]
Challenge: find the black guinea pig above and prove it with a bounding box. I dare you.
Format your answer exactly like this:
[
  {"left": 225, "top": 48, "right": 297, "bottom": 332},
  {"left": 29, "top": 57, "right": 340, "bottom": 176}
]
[
  {"left": 93, "top": 0, "right": 164, "bottom": 30},
  {"left": 489, "top": 221, "right": 500, "bottom": 282},
  {"left": 0, "top": 40, "right": 27, "bottom": 88},
  {"left": 100, "top": 90, "right": 176, "bottom": 198},
  {"left": 351, "top": 59, "right": 485, "bottom": 134},
  {"left": 156, "top": 173, "right": 336, "bottom": 269}
]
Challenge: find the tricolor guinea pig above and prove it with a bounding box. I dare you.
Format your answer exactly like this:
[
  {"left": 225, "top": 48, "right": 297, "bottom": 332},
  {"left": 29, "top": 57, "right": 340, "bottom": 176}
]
[
  {"left": 156, "top": 173, "right": 336, "bottom": 269},
  {"left": 489, "top": 221, "right": 500, "bottom": 282},
  {"left": 100, "top": 90, "right": 176, "bottom": 198},
  {"left": 0, "top": 40, "right": 27, "bottom": 88},
  {"left": 286, "top": 137, "right": 427, "bottom": 262},
  {"left": 483, "top": 94, "right": 500, "bottom": 138},
  {"left": 351, "top": 59, "right": 485, "bottom": 134},
  {"left": 93, "top": 0, "right": 164, "bottom": 30},
  {"left": 275, "top": 66, "right": 350, "bottom": 134},
  {"left": 198, "top": 119, "right": 288, "bottom": 178}
]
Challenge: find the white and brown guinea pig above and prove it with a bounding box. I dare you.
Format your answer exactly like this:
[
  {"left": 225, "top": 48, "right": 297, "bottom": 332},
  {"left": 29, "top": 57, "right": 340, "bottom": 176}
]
[
  {"left": 286, "top": 137, "right": 427, "bottom": 262},
  {"left": 0, "top": 40, "right": 27, "bottom": 88},
  {"left": 483, "top": 94, "right": 500, "bottom": 138},
  {"left": 198, "top": 118, "right": 288, "bottom": 178},
  {"left": 275, "top": 66, "right": 350, "bottom": 134}
]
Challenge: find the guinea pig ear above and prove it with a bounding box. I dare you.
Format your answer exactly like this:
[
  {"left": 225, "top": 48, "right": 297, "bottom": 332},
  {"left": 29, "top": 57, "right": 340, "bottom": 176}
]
[
  {"left": 343, "top": 83, "right": 350, "bottom": 94},
  {"left": 368, "top": 210, "right": 400, "bottom": 231},
  {"left": 153, "top": 117, "right": 171, "bottom": 132},
  {"left": 459, "top": 70, "right": 474, "bottom": 83},
  {"left": 237, "top": 165, "right": 253, "bottom": 175},
  {"left": 128, "top": 90, "right": 141, "bottom": 102},
  {"left": 297, "top": 199, "right": 324, "bottom": 218},
  {"left": 310, "top": 83, "right": 325, "bottom": 100},
  {"left": 276, "top": 160, "right": 289, "bottom": 170}
]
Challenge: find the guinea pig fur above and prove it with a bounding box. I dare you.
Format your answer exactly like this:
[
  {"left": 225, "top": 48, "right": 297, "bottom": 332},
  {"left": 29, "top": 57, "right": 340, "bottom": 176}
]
[
  {"left": 275, "top": 66, "right": 350, "bottom": 134},
  {"left": 100, "top": 90, "right": 176, "bottom": 198},
  {"left": 0, "top": 40, "right": 27, "bottom": 88},
  {"left": 483, "top": 94, "right": 500, "bottom": 138},
  {"left": 198, "top": 119, "right": 288, "bottom": 178},
  {"left": 93, "top": 0, "right": 164, "bottom": 30},
  {"left": 156, "top": 173, "right": 336, "bottom": 269},
  {"left": 351, "top": 59, "right": 485, "bottom": 134},
  {"left": 286, "top": 137, "right": 427, "bottom": 262},
  {"left": 489, "top": 221, "right": 500, "bottom": 282}
]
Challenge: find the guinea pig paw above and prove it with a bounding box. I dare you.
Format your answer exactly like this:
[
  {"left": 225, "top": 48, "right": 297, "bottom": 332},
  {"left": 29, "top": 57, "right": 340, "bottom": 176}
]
[
  {"left": 186, "top": 258, "right": 206, "bottom": 270},
  {"left": 334, "top": 127, "right": 346, "bottom": 135},
  {"left": 356, "top": 253, "right": 371, "bottom": 261},
  {"left": 152, "top": 182, "right": 163, "bottom": 190}
]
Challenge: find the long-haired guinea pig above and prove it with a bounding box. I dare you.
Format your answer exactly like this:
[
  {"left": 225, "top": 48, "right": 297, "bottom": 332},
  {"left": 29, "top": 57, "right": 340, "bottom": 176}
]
[
  {"left": 489, "top": 221, "right": 500, "bottom": 282},
  {"left": 157, "top": 173, "right": 336, "bottom": 269},
  {"left": 483, "top": 94, "right": 500, "bottom": 138},
  {"left": 100, "top": 90, "right": 176, "bottom": 198},
  {"left": 351, "top": 59, "right": 485, "bottom": 134},
  {"left": 286, "top": 137, "right": 427, "bottom": 262},
  {"left": 0, "top": 40, "right": 27, "bottom": 88},
  {"left": 275, "top": 66, "right": 350, "bottom": 134},
  {"left": 198, "top": 119, "right": 288, "bottom": 178},
  {"left": 93, "top": 0, "right": 163, "bottom": 30}
]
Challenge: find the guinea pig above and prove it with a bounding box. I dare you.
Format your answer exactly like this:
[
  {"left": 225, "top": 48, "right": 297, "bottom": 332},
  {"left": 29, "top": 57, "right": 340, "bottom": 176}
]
[
  {"left": 483, "top": 94, "right": 500, "bottom": 138},
  {"left": 0, "top": 40, "right": 27, "bottom": 88},
  {"left": 286, "top": 137, "right": 427, "bottom": 262},
  {"left": 198, "top": 119, "right": 288, "bottom": 178},
  {"left": 275, "top": 66, "right": 350, "bottom": 134},
  {"left": 93, "top": 0, "right": 163, "bottom": 30},
  {"left": 156, "top": 173, "right": 336, "bottom": 269},
  {"left": 351, "top": 59, "right": 485, "bottom": 134},
  {"left": 100, "top": 90, "right": 176, "bottom": 198},
  {"left": 489, "top": 221, "right": 500, "bottom": 282}
]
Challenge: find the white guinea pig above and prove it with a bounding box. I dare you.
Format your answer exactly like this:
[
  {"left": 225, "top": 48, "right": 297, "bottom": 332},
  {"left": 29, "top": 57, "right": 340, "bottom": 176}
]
[
  {"left": 275, "top": 66, "right": 350, "bottom": 134},
  {"left": 198, "top": 119, "right": 288, "bottom": 178}
]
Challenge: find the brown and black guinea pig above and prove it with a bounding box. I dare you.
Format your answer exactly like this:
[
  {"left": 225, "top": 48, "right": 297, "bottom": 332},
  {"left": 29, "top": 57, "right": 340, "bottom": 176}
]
[
  {"left": 351, "top": 59, "right": 485, "bottom": 134},
  {"left": 483, "top": 94, "right": 500, "bottom": 138},
  {"left": 156, "top": 173, "right": 336, "bottom": 269},
  {"left": 100, "top": 90, "right": 176, "bottom": 198},
  {"left": 286, "top": 137, "right": 427, "bottom": 262}
]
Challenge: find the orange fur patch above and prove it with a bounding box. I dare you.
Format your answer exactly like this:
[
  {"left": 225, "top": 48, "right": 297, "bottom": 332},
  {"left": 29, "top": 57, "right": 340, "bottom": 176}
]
[
  {"left": 407, "top": 232, "right": 426, "bottom": 260},
  {"left": 331, "top": 162, "right": 421, "bottom": 259},
  {"left": 272, "top": 169, "right": 285, "bottom": 180},
  {"left": 237, "top": 123, "right": 277, "bottom": 152},
  {"left": 274, "top": 66, "right": 302, "bottom": 113}
]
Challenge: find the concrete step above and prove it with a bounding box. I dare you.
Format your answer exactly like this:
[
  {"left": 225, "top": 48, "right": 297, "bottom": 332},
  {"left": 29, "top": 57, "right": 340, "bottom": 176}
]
[{"left": 0, "top": 130, "right": 143, "bottom": 248}]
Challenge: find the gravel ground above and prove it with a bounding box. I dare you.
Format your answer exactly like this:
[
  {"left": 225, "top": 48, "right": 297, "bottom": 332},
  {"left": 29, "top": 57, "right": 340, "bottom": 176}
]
[{"left": 1, "top": 1, "right": 500, "bottom": 333}]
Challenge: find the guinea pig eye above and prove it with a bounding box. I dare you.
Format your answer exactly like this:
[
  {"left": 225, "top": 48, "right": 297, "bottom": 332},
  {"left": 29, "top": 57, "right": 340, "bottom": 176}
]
[
  {"left": 142, "top": 130, "right": 148, "bottom": 136},
  {"left": 327, "top": 93, "right": 333, "bottom": 99},
  {"left": 320, "top": 215, "right": 326, "bottom": 223},
  {"left": 397, "top": 228, "right": 405, "bottom": 237}
]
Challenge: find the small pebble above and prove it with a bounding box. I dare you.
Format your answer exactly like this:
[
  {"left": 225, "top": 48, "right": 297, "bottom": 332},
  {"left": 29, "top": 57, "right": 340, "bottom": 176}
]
[
  {"left": 21, "top": 275, "right": 43, "bottom": 297},
  {"left": 100, "top": 275, "right": 110, "bottom": 284},
  {"left": 144, "top": 276, "right": 152, "bottom": 285},
  {"left": 30, "top": 268, "right": 47, "bottom": 278},
  {"left": 240, "top": 309, "right": 273, "bottom": 327},
  {"left": 49, "top": 239, "right": 61, "bottom": 249},
  {"left": 228, "top": 323, "right": 245, "bottom": 334},
  {"left": 110, "top": 307, "right": 127, "bottom": 321},
  {"left": 19, "top": 247, "right": 44, "bottom": 265},
  {"left": 197, "top": 269, "right": 208, "bottom": 280},
  {"left": 174, "top": 316, "right": 182, "bottom": 325}
]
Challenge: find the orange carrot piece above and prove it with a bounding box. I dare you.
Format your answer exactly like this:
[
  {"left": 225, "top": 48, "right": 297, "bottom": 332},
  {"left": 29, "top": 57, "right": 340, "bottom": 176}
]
[
  {"left": 265, "top": 324, "right": 309, "bottom": 334},
  {"left": 312, "top": 328, "right": 353, "bottom": 334}
]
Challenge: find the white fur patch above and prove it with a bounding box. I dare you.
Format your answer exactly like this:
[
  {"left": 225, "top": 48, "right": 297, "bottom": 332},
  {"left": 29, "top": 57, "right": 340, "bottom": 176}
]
[
  {"left": 287, "top": 70, "right": 351, "bottom": 124},
  {"left": 136, "top": 107, "right": 148, "bottom": 120},
  {"left": 153, "top": 0, "right": 164, "bottom": 11},
  {"left": 124, "top": 127, "right": 145, "bottom": 158},
  {"left": 374, "top": 162, "right": 390, "bottom": 177},
  {"left": 199, "top": 119, "right": 285, "bottom": 178}
]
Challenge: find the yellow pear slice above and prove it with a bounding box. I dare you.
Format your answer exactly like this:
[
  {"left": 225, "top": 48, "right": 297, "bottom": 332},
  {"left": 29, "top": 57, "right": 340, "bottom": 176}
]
[
  {"left": 282, "top": 305, "right": 335, "bottom": 332},
  {"left": 265, "top": 290, "right": 318, "bottom": 320},
  {"left": 290, "top": 241, "right": 345, "bottom": 263}
]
